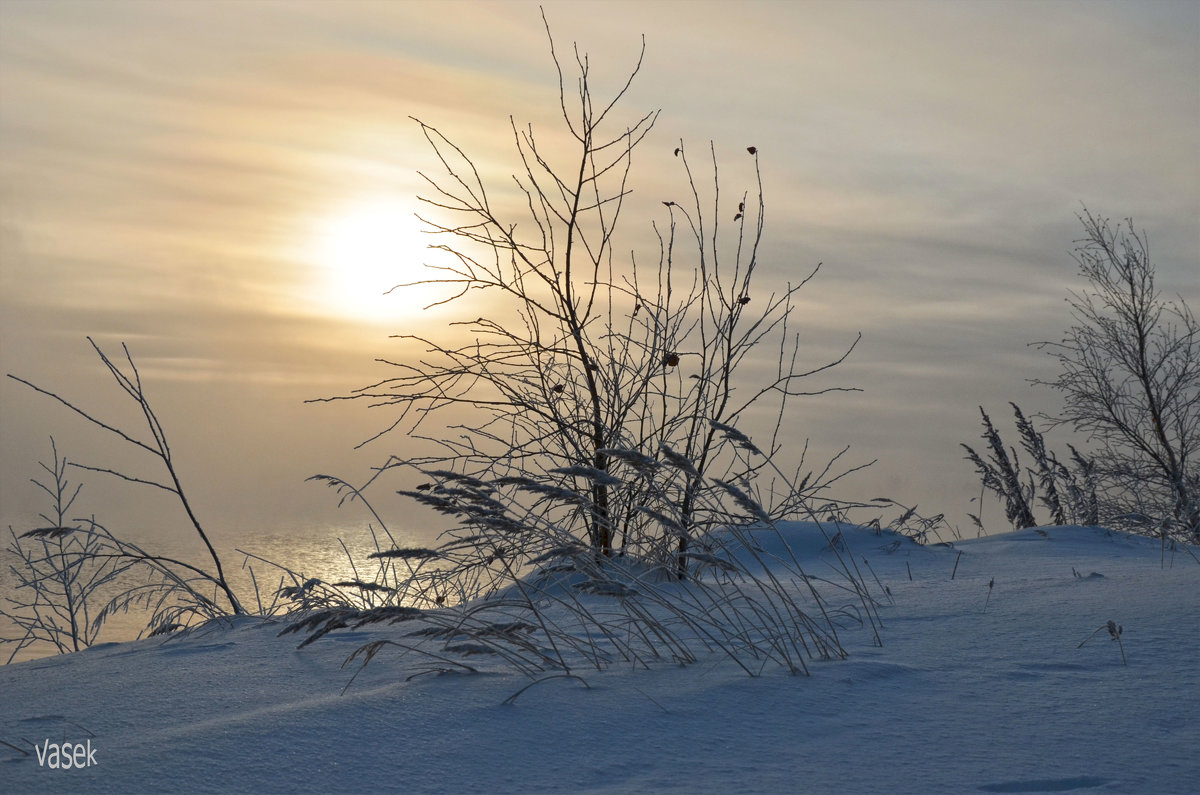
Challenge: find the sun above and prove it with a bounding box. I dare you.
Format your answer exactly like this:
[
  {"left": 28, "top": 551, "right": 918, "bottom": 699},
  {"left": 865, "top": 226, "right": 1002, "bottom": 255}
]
[{"left": 310, "top": 197, "right": 441, "bottom": 321}]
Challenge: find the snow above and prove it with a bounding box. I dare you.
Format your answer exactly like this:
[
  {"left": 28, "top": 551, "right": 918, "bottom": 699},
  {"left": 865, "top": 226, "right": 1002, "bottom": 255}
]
[{"left": 2, "top": 523, "right": 1197, "bottom": 794}]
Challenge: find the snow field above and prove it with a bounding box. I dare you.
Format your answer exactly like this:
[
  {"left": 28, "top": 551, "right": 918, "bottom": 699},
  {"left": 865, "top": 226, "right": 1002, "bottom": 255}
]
[{"left": 1, "top": 524, "right": 1196, "bottom": 794}]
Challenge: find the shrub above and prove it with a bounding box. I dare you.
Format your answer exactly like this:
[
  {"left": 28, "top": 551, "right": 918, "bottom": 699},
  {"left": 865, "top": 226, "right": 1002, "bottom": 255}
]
[
  {"left": 965, "top": 211, "right": 1196, "bottom": 541},
  {"left": 5, "top": 339, "right": 253, "bottom": 658},
  {"left": 301, "top": 17, "right": 871, "bottom": 679}
]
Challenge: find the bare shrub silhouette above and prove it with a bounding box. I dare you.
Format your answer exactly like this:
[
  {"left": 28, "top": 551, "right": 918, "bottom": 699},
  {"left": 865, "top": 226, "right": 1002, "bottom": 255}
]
[
  {"left": 6, "top": 339, "right": 247, "bottom": 656},
  {"left": 965, "top": 211, "right": 1196, "bottom": 541},
  {"left": 314, "top": 14, "right": 862, "bottom": 579},
  {"left": 1, "top": 439, "right": 129, "bottom": 661},
  {"left": 1034, "top": 210, "right": 1198, "bottom": 540},
  {"left": 302, "top": 17, "right": 871, "bottom": 678}
]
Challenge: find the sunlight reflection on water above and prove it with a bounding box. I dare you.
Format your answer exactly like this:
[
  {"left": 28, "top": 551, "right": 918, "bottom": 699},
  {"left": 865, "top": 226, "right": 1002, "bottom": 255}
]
[{"left": 0, "top": 524, "right": 422, "bottom": 665}]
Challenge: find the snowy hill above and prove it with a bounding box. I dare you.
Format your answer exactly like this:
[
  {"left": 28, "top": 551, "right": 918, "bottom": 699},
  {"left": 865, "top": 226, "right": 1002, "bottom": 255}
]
[{"left": 1, "top": 523, "right": 1197, "bottom": 794}]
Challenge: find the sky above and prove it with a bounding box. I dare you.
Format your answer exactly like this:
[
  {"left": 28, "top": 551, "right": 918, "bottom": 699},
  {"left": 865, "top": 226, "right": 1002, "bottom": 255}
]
[{"left": 1, "top": 0, "right": 1197, "bottom": 552}]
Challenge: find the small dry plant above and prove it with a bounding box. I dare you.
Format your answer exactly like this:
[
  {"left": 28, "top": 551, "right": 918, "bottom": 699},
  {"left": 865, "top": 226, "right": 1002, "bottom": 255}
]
[
  {"left": 5, "top": 339, "right": 255, "bottom": 658},
  {"left": 962, "top": 403, "right": 1098, "bottom": 533},
  {"left": 1, "top": 437, "right": 243, "bottom": 661},
  {"left": 282, "top": 443, "right": 879, "bottom": 687},
  {"left": 1, "top": 439, "right": 130, "bottom": 661},
  {"left": 1077, "top": 619, "right": 1126, "bottom": 666}
]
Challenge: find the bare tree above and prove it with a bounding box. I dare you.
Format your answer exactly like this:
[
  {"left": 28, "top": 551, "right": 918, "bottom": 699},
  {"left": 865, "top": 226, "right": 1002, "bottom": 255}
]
[
  {"left": 1034, "top": 210, "right": 1198, "bottom": 540},
  {"left": 318, "top": 16, "right": 861, "bottom": 587},
  {"left": 294, "top": 23, "right": 879, "bottom": 681}
]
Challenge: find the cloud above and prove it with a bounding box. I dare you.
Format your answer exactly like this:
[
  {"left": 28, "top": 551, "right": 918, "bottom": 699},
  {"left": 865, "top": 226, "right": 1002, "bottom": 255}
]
[{"left": 1, "top": 0, "right": 1195, "bottom": 538}]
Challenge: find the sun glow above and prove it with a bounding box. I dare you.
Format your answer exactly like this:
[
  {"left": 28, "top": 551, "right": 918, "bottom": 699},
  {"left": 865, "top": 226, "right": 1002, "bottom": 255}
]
[{"left": 310, "top": 198, "right": 443, "bottom": 322}]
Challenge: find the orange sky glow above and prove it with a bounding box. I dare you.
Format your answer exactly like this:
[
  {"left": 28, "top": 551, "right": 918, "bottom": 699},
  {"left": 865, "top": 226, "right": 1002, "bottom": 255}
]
[{"left": 1, "top": 0, "right": 1196, "bottom": 552}]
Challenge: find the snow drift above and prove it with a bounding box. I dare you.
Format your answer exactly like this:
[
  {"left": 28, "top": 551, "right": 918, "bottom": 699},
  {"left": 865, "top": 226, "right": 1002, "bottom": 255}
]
[{"left": 1, "top": 523, "right": 1197, "bottom": 794}]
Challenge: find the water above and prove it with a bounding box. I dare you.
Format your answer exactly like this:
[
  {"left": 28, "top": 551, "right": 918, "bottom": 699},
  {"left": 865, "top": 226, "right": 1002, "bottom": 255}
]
[{"left": 0, "top": 522, "right": 426, "bottom": 665}]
